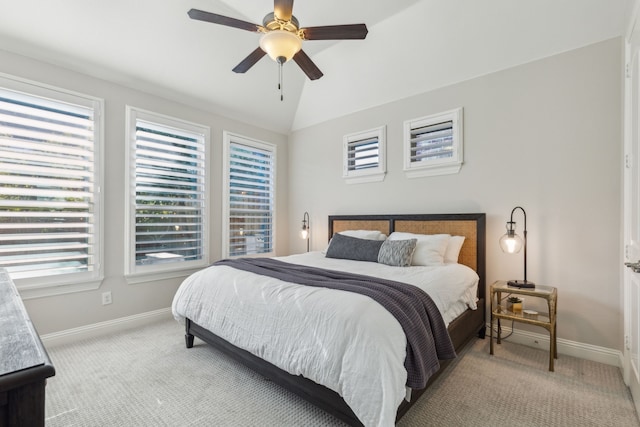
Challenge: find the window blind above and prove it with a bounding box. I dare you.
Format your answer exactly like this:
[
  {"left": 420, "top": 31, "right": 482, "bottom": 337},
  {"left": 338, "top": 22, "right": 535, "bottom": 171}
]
[
  {"left": 409, "top": 120, "right": 454, "bottom": 163},
  {"left": 346, "top": 135, "right": 379, "bottom": 172},
  {"left": 342, "top": 126, "right": 386, "bottom": 184},
  {"left": 227, "top": 141, "right": 274, "bottom": 257},
  {"left": 134, "top": 120, "right": 205, "bottom": 266},
  {"left": 0, "top": 88, "right": 98, "bottom": 280}
]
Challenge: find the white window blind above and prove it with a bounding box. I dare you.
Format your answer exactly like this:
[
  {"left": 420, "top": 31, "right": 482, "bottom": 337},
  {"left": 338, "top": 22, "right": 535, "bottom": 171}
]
[
  {"left": 410, "top": 121, "right": 454, "bottom": 162},
  {"left": 403, "top": 108, "right": 463, "bottom": 178},
  {"left": 0, "top": 86, "right": 100, "bottom": 283},
  {"left": 347, "top": 136, "right": 378, "bottom": 171},
  {"left": 343, "top": 126, "right": 386, "bottom": 184},
  {"left": 128, "top": 110, "right": 208, "bottom": 274},
  {"left": 224, "top": 133, "right": 275, "bottom": 257}
]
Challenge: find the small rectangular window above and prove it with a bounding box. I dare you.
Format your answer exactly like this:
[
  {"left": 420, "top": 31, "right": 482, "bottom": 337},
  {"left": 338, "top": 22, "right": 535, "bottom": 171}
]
[
  {"left": 404, "top": 108, "right": 463, "bottom": 178},
  {"left": 343, "top": 126, "right": 386, "bottom": 184},
  {"left": 0, "top": 80, "right": 102, "bottom": 292},
  {"left": 125, "top": 107, "right": 209, "bottom": 277},
  {"left": 223, "top": 132, "right": 276, "bottom": 258}
]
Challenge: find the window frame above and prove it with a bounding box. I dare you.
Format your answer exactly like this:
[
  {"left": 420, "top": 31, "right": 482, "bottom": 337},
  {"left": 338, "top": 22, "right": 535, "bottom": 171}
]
[
  {"left": 343, "top": 125, "right": 386, "bottom": 184},
  {"left": 403, "top": 107, "right": 464, "bottom": 178},
  {"left": 222, "top": 131, "right": 277, "bottom": 258},
  {"left": 0, "top": 73, "right": 104, "bottom": 298},
  {"left": 124, "top": 106, "right": 210, "bottom": 282}
]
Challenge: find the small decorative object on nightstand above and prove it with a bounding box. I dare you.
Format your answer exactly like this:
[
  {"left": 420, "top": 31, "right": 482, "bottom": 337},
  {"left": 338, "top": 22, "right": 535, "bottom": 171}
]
[
  {"left": 506, "top": 296, "right": 523, "bottom": 314},
  {"left": 489, "top": 280, "right": 558, "bottom": 371}
]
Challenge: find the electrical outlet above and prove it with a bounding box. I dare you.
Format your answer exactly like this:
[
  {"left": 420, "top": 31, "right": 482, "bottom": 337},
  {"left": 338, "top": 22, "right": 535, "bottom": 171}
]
[{"left": 101, "top": 291, "right": 112, "bottom": 305}]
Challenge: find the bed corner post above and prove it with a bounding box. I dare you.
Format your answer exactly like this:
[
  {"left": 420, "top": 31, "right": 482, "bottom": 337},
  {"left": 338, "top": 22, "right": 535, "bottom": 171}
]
[
  {"left": 185, "top": 318, "right": 194, "bottom": 348},
  {"left": 478, "top": 325, "right": 486, "bottom": 339}
]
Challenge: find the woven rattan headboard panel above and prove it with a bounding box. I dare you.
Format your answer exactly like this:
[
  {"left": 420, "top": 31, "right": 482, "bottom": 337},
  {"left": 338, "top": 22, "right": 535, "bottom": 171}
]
[
  {"left": 328, "top": 214, "right": 486, "bottom": 297},
  {"left": 330, "top": 220, "right": 391, "bottom": 236},
  {"left": 394, "top": 220, "right": 478, "bottom": 272}
]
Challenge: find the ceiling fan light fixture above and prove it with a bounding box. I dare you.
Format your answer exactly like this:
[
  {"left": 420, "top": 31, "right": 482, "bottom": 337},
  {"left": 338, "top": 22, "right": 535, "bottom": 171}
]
[{"left": 259, "top": 30, "right": 302, "bottom": 64}]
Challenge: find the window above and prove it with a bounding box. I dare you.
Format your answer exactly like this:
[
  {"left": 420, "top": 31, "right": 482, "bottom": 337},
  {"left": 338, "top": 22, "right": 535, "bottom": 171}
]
[
  {"left": 403, "top": 107, "right": 463, "bottom": 178},
  {"left": 343, "top": 126, "right": 386, "bottom": 184},
  {"left": 223, "top": 132, "right": 276, "bottom": 258},
  {"left": 125, "top": 107, "right": 209, "bottom": 278},
  {"left": 0, "top": 77, "right": 103, "bottom": 295}
]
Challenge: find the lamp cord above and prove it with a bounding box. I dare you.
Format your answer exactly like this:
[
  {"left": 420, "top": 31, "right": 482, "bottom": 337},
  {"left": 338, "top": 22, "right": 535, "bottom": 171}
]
[{"left": 492, "top": 293, "right": 516, "bottom": 340}]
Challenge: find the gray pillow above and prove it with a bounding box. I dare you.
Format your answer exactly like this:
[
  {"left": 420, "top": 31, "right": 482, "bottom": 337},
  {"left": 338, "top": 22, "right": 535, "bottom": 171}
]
[
  {"left": 377, "top": 238, "right": 417, "bottom": 267},
  {"left": 325, "top": 233, "right": 384, "bottom": 262}
]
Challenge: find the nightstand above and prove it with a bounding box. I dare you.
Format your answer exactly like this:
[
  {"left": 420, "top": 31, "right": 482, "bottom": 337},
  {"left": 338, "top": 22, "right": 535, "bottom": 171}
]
[{"left": 489, "top": 280, "right": 558, "bottom": 371}]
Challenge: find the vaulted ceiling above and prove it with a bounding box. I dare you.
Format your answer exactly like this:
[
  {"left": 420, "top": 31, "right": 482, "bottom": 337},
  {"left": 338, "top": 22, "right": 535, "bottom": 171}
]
[{"left": 0, "top": 0, "right": 632, "bottom": 133}]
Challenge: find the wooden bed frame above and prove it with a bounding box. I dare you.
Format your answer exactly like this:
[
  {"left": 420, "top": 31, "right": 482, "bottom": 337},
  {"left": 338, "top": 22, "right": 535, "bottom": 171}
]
[{"left": 184, "top": 213, "right": 486, "bottom": 426}]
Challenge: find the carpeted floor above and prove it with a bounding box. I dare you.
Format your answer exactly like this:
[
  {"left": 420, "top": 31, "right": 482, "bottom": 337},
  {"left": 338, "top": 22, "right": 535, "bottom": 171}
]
[{"left": 44, "top": 319, "right": 639, "bottom": 426}]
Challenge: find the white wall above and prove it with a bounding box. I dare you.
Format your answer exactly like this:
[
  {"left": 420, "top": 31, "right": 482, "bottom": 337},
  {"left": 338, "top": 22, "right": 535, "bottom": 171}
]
[
  {"left": 0, "top": 48, "right": 289, "bottom": 335},
  {"left": 0, "top": 36, "right": 623, "bottom": 351},
  {"left": 288, "top": 38, "right": 623, "bottom": 350}
]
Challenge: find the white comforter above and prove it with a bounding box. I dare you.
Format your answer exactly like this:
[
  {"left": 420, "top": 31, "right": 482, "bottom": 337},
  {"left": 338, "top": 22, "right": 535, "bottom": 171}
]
[{"left": 172, "top": 252, "right": 479, "bottom": 426}]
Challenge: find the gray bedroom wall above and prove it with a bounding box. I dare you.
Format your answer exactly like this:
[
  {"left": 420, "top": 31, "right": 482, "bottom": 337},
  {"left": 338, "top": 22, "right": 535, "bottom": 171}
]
[
  {"left": 287, "top": 38, "right": 623, "bottom": 351},
  {"left": 0, "top": 48, "right": 289, "bottom": 335}
]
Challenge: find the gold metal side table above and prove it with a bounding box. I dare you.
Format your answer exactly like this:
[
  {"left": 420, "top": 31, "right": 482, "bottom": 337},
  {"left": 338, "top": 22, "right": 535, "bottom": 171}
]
[{"left": 489, "top": 280, "right": 558, "bottom": 371}]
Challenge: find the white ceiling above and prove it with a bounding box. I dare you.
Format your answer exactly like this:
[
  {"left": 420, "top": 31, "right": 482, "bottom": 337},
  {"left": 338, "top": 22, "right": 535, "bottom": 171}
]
[{"left": 0, "top": 0, "right": 632, "bottom": 134}]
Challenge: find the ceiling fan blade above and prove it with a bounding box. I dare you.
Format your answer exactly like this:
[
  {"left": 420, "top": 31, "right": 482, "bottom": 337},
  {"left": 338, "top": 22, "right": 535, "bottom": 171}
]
[
  {"left": 232, "top": 47, "right": 267, "bottom": 73},
  {"left": 188, "top": 9, "right": 260, "bottom": 32},
  {"left": 302, "top": 24, "right": 368, "bottom": 40},
  {"left": 293, "top": 50, "right": 323, "bottom": 80},
  {"left": 274, "top": 0, "right": 294, "bottom": 21}
]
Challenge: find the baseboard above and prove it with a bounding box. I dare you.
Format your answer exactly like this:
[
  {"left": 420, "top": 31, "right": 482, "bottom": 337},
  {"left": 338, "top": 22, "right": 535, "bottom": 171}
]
[
  {"left": 485, "top": 323, "right": 622, "bottom": 367},
  {"left": 41, "top": 307, "right": 173, "bottom": 347}
]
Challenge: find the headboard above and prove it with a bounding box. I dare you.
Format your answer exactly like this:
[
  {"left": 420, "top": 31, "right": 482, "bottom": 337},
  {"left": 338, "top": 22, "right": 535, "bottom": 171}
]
[{"left": 328, "top": 213, "right": 486, "bottom": 300}]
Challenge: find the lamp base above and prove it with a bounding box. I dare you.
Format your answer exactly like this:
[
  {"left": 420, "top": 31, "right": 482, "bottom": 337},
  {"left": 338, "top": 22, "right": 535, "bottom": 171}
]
[{"left": 507, "top": 280, "right": 535, "bottom": 289}]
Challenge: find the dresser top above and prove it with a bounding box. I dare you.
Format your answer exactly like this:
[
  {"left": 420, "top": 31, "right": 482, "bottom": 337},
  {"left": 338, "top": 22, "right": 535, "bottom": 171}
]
[{"left": 0, "top": 269, "right": 48, "bottom": 377}]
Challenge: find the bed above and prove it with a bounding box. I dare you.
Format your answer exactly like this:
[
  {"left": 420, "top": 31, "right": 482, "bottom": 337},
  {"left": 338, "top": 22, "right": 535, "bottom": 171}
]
[{"left": 172, "top": 213, "right": 486, "bottom": 426}]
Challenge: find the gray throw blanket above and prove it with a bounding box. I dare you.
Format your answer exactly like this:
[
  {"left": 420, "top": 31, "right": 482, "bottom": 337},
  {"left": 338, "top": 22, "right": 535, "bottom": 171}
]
[{"left": 213, "top": 257, "right": 456, "bottom": 389}]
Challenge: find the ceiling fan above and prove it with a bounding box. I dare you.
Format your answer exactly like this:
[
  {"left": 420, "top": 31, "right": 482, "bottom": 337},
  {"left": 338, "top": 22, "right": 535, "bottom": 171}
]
[{"left": 187, "top": 0, "right": 368, "bottom": 83}]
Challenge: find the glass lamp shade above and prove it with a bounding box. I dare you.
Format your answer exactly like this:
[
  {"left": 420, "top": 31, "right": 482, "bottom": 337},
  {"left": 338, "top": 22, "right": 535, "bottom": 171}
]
[
  {"left": 300, "top": 228, "right": 309, "bottom": 240},
  {"left": 259, "top": 30, "right": 302, "bottom": 63},
  {"left": 499, "top": 231, "right": 523, "bottom": 254}
]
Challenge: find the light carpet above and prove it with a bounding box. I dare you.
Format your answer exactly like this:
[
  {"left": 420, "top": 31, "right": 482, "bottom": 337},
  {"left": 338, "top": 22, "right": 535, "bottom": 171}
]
[{"left": 44, "top": 319, "right": 639, "bottom": 426}]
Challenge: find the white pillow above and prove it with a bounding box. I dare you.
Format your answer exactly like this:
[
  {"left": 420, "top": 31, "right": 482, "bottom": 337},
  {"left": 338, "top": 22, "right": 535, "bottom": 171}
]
[
  {"left": 388, "top": 232, "right": 450, "bottom": 266},
  {"left": 338, "top": 230, "right": 387, "bottom": 240},
  {"left": 444, "top": 235, "right": 466, "bottom": 264}
]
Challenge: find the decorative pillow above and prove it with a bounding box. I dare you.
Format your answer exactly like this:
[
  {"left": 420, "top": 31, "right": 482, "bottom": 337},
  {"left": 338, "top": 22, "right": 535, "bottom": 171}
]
[
  {"left": 325, "top": 233, "right": 384, "bottom": 262},
  {"left": 322, "top": 230, "right": 387, "bottom": 254},
  {"left": 377, "top": 239, "right": 417, "bottom": 267},
  {"left": 388, "top": 232, "right": 451, "bottom": 266},
  {"left": 444, "top": 235, "right": 466, "bottom": 264}
]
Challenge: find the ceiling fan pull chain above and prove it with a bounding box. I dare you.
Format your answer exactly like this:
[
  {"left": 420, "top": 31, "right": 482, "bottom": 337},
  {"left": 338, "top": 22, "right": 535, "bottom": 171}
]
[{"left": 279, "top": 62, "right": 283, "bottom": 101}]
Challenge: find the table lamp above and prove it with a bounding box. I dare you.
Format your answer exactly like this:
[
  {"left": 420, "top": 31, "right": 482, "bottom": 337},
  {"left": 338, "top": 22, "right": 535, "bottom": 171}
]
[{"left": 499, "top": 206, "right": 535, "bottom": 288}]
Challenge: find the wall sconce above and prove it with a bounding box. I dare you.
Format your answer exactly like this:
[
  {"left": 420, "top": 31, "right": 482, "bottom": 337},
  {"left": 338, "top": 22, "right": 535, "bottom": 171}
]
[
  {"left": 499, "top": 206, "right": 535, "bottom": 288},
  {"left": 300, "top": 211, "right": 310, "bottom": 252}
]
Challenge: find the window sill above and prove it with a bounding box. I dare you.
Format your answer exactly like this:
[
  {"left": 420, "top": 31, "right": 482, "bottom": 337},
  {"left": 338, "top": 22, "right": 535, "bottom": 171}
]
[
  {"left": 404, "top": 162, "right": 462, "bottom": 178},
  {"left": 17, "top": 277, "right": 104, "bottom": 300},
  {"left": 344, "top": 171, "right": 386, "bottom": 184},
  {"left": 125, "top": 268, "right": 201, "bottom": 285}
]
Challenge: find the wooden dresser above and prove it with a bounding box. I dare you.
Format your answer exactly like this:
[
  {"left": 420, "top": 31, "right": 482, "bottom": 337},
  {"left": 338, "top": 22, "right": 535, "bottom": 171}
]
[{"left": 0, "top": 269, "right": 55, "bottom": 427}]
